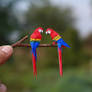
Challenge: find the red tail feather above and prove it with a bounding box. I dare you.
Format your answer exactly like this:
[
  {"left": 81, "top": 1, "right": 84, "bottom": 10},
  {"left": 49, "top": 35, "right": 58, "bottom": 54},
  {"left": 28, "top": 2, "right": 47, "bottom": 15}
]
[
  {"left": 32, "top": 53, "right": 37, "bottom": 77},
  {"left": 58, "top": 48, "right": 63, "bottom": 76}
]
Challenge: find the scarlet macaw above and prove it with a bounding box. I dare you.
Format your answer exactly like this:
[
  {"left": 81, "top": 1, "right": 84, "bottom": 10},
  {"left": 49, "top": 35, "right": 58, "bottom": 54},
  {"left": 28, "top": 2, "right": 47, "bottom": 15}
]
[
  {"left": 30, "top": 27, "right": 43, "bottom": 77},
  {"left": 46, "top": 28, "right": 70, "bottom": 76}
]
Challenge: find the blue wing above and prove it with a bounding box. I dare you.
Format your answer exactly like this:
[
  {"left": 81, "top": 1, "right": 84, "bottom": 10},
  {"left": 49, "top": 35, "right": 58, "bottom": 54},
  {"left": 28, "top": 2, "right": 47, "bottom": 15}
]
[
  {"left": 57, "top": 38, "right": 70, "bottom": 48},
  {"left": 30, "top": 41, "right": 40, "bottom": 62}
]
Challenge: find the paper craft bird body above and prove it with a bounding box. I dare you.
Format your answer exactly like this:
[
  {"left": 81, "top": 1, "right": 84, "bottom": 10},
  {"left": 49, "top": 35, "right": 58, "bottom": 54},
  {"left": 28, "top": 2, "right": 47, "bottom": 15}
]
[
  {"left": 46, "top": 28, "right": 70, "bottom": 76},
  {"left": 30, "top": 27, "right": 43, "bottom": 77}
]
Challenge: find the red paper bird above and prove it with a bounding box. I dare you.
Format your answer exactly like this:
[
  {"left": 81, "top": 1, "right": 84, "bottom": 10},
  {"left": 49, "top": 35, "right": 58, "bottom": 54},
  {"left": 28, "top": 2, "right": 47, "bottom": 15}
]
[
  {"left": 30, "top": 27, "right": 43, "bottom": 77},
  {"left": 46, "top": 28, "right": 70, "bottom": 76}
]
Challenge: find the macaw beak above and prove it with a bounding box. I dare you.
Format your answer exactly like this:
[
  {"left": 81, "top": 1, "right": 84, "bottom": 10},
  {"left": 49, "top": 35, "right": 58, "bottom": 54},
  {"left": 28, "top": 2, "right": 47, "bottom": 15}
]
[
  {"left": 45, "top": 30, "right": 51, "bottom": 34},
  {"left": 40, "top": 30, "right": 43, "bottom": 34},
  {"left": 45, "top": 31, "right": 48, "bottom": 34},
  {"left": 38, "top": 29, "right": 43, "bottom": 33},
  {"left": 41, "top": 30, "right": 43, "bottom": 33}
]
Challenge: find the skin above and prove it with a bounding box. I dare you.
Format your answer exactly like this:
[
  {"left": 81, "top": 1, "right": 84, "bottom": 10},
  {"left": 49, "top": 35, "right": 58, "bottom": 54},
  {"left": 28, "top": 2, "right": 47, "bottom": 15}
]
[
  {"left": 0, "top": 45, "right": 13, "bottom": 65},
  {"left": 0, "top": 82, "right": 7, "bottom": 92},
  {"left": 0, "top": 45, "right": 13, "bottom": 92}
]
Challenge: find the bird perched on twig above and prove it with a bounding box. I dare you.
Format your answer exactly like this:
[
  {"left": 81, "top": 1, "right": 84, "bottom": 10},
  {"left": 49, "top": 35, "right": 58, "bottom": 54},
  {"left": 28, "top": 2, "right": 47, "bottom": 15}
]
[
  {"left": 46, "top": 28, "right": 70, "bottom": 76},
  {"left": 30, "top": 27, "right": 43, "bottom": 77}
]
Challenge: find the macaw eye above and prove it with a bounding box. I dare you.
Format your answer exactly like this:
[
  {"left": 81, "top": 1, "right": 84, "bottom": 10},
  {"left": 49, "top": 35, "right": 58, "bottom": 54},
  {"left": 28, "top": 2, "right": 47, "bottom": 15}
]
[
  {"left": 39, "top": 29, "right": 43, "bottom": 33},
  {"left": 48, "top": 30, "right": 51, "bottom": 34},
  {"left": 46, "top": 30, "right": 51, "bottom": 34}
]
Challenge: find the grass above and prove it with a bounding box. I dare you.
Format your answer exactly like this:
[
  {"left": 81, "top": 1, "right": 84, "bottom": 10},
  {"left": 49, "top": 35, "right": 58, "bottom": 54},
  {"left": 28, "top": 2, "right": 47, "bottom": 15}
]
[{"left": 0, "top": 65, "right": 92, "bottom": 92}]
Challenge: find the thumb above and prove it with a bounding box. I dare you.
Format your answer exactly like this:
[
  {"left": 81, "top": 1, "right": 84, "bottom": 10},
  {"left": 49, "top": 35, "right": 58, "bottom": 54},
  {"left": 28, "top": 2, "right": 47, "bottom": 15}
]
[{"left": 0, "top": 45, "right": 13, "bottom": 65}]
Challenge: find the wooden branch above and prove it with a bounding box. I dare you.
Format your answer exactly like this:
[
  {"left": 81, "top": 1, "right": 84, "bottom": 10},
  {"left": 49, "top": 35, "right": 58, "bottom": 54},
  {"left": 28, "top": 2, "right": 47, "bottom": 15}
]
[
  {"left": 12, "top": 35, "right": 28, "bottom": 47},
  {"left": 11, "top": 35, "right": 57, "bottom": 48},
  {"left": 12, "top": 43, "right": 57, "bottom": 48}
]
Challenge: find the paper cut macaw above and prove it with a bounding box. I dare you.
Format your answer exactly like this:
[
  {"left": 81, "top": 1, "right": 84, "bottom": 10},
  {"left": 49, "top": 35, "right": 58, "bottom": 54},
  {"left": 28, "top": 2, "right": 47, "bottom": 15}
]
[
  {"left": 30, "top": 27, "right": 43, "bottom": 77},
  {"left": 46, "top": 28, "right": 70, "bottom": 76}
]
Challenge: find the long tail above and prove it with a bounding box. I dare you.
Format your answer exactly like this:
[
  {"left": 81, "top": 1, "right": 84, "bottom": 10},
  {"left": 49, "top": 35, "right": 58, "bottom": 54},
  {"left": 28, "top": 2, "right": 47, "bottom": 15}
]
[
  {"left": 32, "top": 48, "right": 37, "bottom": 77},
  {"left": 58, "top": 47, "right": 63, "bottom": 77}
]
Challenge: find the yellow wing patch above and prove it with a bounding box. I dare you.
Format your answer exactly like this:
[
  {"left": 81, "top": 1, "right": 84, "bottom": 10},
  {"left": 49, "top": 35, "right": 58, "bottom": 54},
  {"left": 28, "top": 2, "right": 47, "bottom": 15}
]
[
  {"left": 53, "top": 35, "right": 61, "bottom": 41},
  {"left": 30, "top": 38, "right": 41, "bottom": 41}
]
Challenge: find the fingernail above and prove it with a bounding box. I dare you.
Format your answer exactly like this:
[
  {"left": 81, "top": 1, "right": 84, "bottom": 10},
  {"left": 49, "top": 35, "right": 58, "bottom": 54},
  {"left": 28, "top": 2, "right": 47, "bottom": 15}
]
[
  {"left": 1, "top": 46, "right": 13, "bottom": 55},
  {"left": 0, "top": 45, "right": 13, "bottom": 64}
]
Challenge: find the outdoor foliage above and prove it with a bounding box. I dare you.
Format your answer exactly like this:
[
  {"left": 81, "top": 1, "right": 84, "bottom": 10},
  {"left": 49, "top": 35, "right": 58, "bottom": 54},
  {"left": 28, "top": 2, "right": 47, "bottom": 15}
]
[{"left": 0, "top": 0, "right": 92, "bottom": 92}]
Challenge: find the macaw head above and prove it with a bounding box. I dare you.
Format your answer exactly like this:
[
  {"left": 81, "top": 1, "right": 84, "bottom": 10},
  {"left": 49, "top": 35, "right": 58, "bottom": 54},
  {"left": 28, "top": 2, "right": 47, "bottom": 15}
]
[
  {"left": 34, "top": 27, "right": 43, "bottom": 34},
  {"left": 45, "top": 28, "right": 59, "bottom": 40},
  {"left": 45, "top": 28, "right": 54, "bottom": 35}
]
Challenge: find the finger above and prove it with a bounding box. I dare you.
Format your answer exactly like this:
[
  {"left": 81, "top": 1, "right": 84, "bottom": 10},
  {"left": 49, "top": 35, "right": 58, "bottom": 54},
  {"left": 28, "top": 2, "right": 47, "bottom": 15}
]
[
  {"left": 0, "top": 83, "right": 7, "bottom": 92},
  {"left": 0, "top": 45, "right": 13, "bottom": 65}
]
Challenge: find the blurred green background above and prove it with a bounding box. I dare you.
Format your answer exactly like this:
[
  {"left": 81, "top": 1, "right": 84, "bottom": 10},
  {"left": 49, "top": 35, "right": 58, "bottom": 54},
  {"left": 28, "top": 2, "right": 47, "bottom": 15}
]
[{"left": 0, "top": 0, "right": 92, "bottom": 92}]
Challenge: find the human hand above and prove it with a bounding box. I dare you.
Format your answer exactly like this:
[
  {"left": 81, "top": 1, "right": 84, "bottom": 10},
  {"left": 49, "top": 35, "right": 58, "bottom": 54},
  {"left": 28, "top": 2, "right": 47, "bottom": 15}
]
[
  {"left": 0, "top": 82, "right": 7, "bottom": 92},
  {"left": 0, "top": 45, "right": 13, "bottom": 65},
  {"left": 0, "top": 45, "right": 13, "bottom": 92}
]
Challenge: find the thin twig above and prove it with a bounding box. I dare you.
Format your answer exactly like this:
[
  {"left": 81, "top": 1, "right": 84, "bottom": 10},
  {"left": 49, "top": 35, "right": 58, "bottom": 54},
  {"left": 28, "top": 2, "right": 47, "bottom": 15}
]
[
  {"left": 12, "top": 35, "right": 28, "bottom": 47},
  {"left": 12, "top": 43, "right": 57, "bottom": 48},
  {"left": 11, "top": 35, "right": 57, "bottom": 48}
]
